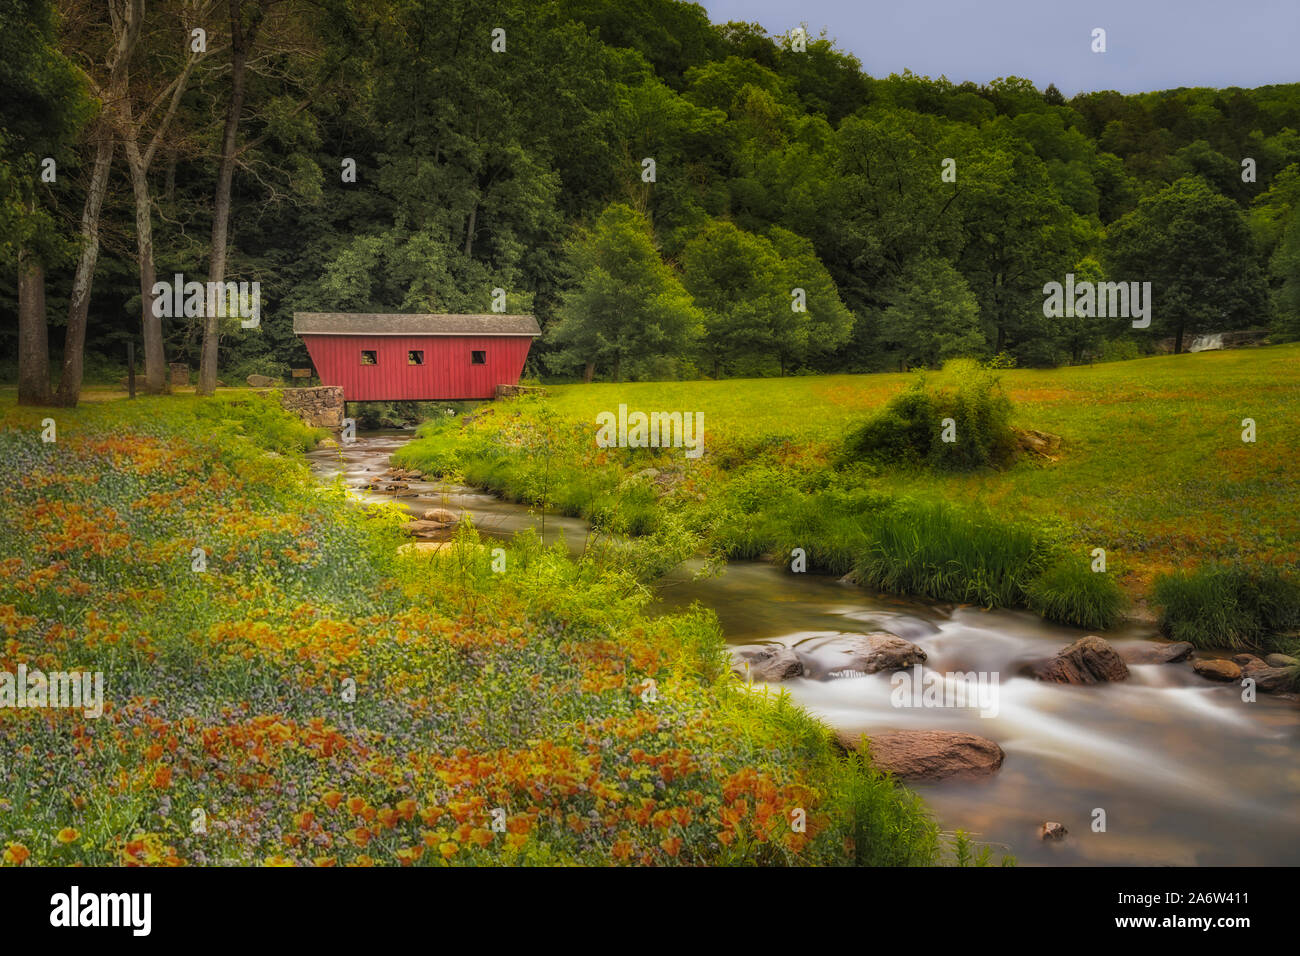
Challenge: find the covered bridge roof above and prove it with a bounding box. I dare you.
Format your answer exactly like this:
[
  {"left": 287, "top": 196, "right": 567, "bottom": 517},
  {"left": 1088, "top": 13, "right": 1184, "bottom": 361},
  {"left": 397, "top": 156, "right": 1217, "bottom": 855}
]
[{"left": 293, "top": 312, "right": 541, "bottom": 337}]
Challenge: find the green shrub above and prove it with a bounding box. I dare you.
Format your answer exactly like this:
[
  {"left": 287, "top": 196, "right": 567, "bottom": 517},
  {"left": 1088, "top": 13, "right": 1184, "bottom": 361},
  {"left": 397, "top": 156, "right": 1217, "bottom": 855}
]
[
  {"left": 1098, "top": 338, "right": 1143, "bottom": 363},
  {"left": 192, "top": 392, "right": 325, "bottom": 453},
  {"left": 1153, "top": 564, "right": 1300, "bottom": 649},
  {"left": 588, "top": 481, "right": 659, "bottom": 536},
  {"left": 1026, "top": 555, "right": 1126, "bottom": 630},
  {"left": 841, "top": 382, "right": 939, "bottom": 468},
  {"left": 841, "top": 362, "right": 1017, "bottom": 471},
  {"left": 728, "top": 463, "right": 803, "bottom": 515}
]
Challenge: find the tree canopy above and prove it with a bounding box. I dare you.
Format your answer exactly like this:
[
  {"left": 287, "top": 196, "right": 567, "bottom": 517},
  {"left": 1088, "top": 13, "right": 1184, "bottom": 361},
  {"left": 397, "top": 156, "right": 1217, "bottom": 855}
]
[{"left": 6, "top": 0, "right": 1300, "bottom": 398}]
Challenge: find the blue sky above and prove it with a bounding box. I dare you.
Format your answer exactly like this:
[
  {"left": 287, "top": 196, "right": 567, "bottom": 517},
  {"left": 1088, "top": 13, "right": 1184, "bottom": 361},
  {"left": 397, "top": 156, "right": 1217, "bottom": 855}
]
[{"left": 698, "top": 0, "right": 1300, "bottom": 95}]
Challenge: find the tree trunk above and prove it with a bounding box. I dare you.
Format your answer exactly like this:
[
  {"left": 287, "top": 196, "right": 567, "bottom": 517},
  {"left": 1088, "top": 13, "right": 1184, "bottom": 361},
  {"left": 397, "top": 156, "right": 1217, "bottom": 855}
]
[
  {"left": 200, "top": 0, "right": 254, "bottom": 396},
  {"left": 1174, "top": 322, "right": 1185, "bottom": 355},
  {"left": 464, "top": 201, "right": 477, "bottom": 258},
  {"left": 56, "top": 125, "right": 116, "bottom": 407},
  {"left": 55, "top": 0, "right": 144, "bottom": 407},
  {"left": 613, "top": 352, "right": 622, "bottom": 383},
  {"left": 126, "top": 139, "right": 168, "bottom": 394},
  {"left": 583, "top": 361, "right": 594, "bottom": 384},
  {"left": 18, "top": 242, "right": 51, "bottom": 406}
]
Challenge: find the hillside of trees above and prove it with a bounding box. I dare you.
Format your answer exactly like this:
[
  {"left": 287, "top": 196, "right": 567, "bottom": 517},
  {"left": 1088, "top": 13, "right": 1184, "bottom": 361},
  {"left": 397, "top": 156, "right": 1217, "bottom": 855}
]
[{"left": 4, "top": 0, "right": 1300, "bottom": 398}]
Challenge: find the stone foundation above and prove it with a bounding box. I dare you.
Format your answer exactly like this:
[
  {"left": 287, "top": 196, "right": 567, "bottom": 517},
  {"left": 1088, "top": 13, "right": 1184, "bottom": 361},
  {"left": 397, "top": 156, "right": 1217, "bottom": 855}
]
[
  {"left": 277, "top": 385, "right": 345, "bottom": 428},
  {"left": 494, "top": 384, "right": 547, "bottom": 399}
]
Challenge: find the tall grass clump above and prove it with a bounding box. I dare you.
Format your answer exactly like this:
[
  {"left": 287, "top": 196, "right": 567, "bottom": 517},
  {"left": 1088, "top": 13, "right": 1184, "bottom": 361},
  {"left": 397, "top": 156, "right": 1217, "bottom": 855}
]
[
  {"left": 841, "top": 360, "right": 1017, "bottom": 472},
  {"left": 855, "top": 500, "right": 1053, "bottom": 607},
  {"left": 1026, "top": 555, "right": 1126, "bottom": 630},
  {"left": 834, "top": 750, "right": 940, "bottom": 866},
  {"left": 1153, "top": 564, "right": 1300, "bottom": 649},
  {"left": 712, "top": 482, "right": 894, "bottom": 576}
]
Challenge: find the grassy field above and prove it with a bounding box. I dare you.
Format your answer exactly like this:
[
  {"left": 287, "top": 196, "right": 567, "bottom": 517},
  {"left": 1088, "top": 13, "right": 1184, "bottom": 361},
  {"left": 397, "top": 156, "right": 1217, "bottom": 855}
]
[
  {"left": 538, "top": 345, "right": 1300, "bottom": 594},
  {"left": 396, "top": 345, "right": 1300, "bottom": 645}
]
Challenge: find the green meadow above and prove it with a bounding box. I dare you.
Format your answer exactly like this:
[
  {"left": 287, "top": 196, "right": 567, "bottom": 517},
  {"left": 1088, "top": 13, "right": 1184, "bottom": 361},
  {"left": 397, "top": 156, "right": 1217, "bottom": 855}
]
[
  {"left": 398, "top": 345, "right": 1300, "bottom": 648},
  {"left": 539, "top": 345, "right": 1300, "bottom": 592}
]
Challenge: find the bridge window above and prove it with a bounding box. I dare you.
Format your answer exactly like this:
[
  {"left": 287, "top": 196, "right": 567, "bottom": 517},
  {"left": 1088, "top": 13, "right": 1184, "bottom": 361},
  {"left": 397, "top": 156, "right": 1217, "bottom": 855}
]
[
  {"left": 407, "top": 350, "right": 424, "bottom": 366},
  {"left": 360, "top": 350, "right": 377, "bottom": 366},
  {"left": 471, "top": 350, "right": 486, "bottom": 365}
]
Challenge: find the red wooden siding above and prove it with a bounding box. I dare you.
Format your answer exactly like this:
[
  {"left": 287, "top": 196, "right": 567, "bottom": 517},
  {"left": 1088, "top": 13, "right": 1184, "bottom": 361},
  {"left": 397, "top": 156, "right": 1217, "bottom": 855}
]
[{"left": 301, "top": 334, "right": 534, "bottom": 401}]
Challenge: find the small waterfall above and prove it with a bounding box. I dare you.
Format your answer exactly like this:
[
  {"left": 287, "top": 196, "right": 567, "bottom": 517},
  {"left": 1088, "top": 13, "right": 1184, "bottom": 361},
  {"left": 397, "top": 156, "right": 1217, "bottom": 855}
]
[{"left": 1187, "top": 332, "right": 1224, "bottom": 352}]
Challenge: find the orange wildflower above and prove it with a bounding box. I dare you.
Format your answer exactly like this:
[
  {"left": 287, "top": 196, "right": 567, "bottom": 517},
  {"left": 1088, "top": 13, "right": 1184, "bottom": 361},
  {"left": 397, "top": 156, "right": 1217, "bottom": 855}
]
[
  {"left": 395, "top": 846, "right": 424, "bottom": 866},
  {"left": 3, "top": 843, "right": 30, "bottom": 865}
]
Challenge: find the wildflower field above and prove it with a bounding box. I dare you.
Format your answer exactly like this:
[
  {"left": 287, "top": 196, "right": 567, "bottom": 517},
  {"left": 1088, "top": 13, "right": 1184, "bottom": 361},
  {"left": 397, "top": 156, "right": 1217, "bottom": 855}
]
[{"left": 0, "top": 393, "right": 937, "bottom": 867}]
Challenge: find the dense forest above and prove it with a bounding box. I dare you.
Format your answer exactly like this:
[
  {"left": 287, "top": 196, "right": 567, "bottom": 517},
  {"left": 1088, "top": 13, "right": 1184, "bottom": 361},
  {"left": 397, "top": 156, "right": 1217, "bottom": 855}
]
[{"left": 4, "top": 0, "right": 1300, "bottom": 398}]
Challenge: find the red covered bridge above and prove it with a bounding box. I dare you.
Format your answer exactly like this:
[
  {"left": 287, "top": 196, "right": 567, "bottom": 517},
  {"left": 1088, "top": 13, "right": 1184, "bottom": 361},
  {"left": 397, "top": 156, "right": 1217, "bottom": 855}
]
[{"left": 293, "top": 312, "right": 540, "bottom": 401}]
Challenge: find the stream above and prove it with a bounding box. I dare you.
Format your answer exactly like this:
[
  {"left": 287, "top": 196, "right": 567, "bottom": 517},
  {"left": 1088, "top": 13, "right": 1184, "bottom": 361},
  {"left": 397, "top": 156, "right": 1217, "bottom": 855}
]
[{"left": 308, "top": 431, "right": 1300, "bottom": 866}]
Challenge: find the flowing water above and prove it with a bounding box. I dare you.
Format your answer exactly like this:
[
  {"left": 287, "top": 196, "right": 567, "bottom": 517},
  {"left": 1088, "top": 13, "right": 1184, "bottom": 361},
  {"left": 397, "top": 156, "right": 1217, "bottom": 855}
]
[{"left": 309, "top": 431, "right": 1300, "bottom": 866}]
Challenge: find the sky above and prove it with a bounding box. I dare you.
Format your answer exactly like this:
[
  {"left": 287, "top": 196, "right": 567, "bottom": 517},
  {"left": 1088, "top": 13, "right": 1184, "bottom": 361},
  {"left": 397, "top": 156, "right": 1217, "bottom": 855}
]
[{"left": 698, "top": 0, "right": 1300, "bottom": 95}]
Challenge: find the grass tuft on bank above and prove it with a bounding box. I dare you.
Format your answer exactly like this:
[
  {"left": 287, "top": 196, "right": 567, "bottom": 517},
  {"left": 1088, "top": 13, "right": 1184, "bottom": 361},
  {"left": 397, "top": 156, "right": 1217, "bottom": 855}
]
[{"left": 1153, "top": 565, "right": 1300, "bottom": 650}]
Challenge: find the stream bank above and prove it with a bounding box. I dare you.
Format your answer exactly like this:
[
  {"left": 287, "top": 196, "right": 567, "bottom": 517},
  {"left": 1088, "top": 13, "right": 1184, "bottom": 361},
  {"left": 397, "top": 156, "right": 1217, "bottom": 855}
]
[{"left": 308, "top": 431, "right": 1300, "bottom": 866}]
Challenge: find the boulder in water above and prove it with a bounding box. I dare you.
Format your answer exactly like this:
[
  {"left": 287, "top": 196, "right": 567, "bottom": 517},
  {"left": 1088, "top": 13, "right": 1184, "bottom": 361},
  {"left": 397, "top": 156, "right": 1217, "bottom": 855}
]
[
  {"left": 1033, "top": 635, "right": 1129, "bottom": 684},
  {"left": 424, "top": 507, "right": 457, "bottom": 524},
  {"left": 731, "top": 644, "right": 803, "bottom": 683},
  {"left": 1240, "top": 657, "right": 1293, "bottom": 693},
  {"left": 1039, "top": 821, "right": 1068, "bottom": 841},
  {"left": 407, "top": 518, "right": 455, "bottom": 538},
  {"left": 837, "top": 729, "right": 1005, "bottom": 781},
  {"left": 1192, "top": 658, "right": 1241, "bottom": 681},
  {"left": 1118, "top": 640, "right": 1194, "bottom": 664},
  {"left": 1265, "top": 653, "right": 1299, "bottom": 668},
  {"left": 820, "top": 632, "right": 927, "bottom": 676}
]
